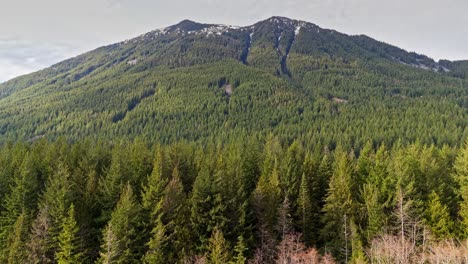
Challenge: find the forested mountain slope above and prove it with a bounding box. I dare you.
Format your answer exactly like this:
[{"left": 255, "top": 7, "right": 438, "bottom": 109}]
[
  {"left": 0, "top": 16, "right": 467, "bottom": 147},
  {"left": 1, "top": 17, "right": 468, "bottom": 264}
]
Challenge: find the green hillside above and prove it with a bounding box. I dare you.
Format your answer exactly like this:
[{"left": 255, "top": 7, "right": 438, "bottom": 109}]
[
  {"left": 0, "top": 17, "right": 466, "bottom": 147},
  {"left": 1, "top": 17, "right": 468, "bottom": 264}
]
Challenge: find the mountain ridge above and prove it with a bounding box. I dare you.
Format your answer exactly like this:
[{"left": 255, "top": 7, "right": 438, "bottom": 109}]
[
  {"left": 0, "top": 16, "right": 467, "bottom": 146},
  {"left": 0, "top": 16, "right": 463, "bottom": 87}
]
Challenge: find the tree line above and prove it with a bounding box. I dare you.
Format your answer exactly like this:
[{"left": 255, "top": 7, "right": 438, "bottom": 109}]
[{"left": 0, "top": 136, "right": 467, "bottom": 263}]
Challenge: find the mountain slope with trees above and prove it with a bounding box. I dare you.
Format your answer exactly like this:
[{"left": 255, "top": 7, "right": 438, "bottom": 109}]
[
  {"left": 0, "top": 17, "right": 468, "bottom": 263},
  {"left": 0, "top": 17, "right": 466, "bottom": 148}
]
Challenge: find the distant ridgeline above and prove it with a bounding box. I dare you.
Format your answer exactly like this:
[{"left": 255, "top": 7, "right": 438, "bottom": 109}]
[{"left": 0, "top": 16, "right": 467, "bottom": 148}]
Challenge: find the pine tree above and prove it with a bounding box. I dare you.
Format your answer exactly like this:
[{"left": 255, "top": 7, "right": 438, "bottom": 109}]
[
  {"left": 99, "top": 145, "right": 129, "bottom": 220},
  {"left": 252, "top": 161, "right": 281, "bottom": 232},
  {"left": 297, "top": 173, "right": 314, "bottom": 245},
  {"left": 453, "top": 139, "right": 468, "bottom": 237},
  {"left": 321, "top": 147, "right": 355, "bottom": 260},
  {"left": 281, "top": 141, "right": 303, "bottom": 212},
  {"left": 362, "top": 183, "right": 385, "bottom": 241},
  {"left": 231, "top": 235, "right": 247, "bottom": 264},
  {"left": 56, "top": 204, "right": 83, "bottom": 264},
  {"left": 191, "top": 165, "right": 226, "bottom": 250},
  {"left": 142, "top": 147, "right": 169, "bottom": 215},
  {"left": 425, "top": 191, "right": 454, "bottom": 240},
  {"left": 39, "top": 162, "right": 75, "bottom": 254},
  {"left": 98, "top": 184, "right": 142, "bottom": 264},
  {"left": 6, "top": 212, "right": 28, "bottom": 264},
  {"left": 207, "top": 227, "right": 230, "bottom": 264},
  {"left": 0, "top": 153, "right": 38, "bottom": 255},
  {"left": 143, "top": 218, "right": 167, "bottom": 264},
  {"left": 162, "top": 167, "right": 190, "bottom": 260},
  {"left": 349, "top": 219, "right": 367, "bottom": 264}
]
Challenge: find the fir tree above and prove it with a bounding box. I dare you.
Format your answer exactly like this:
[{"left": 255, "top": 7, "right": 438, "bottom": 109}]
[
  {"left": 6, "top": 212, "right": 28, "bottom": 264},
  {"left": 207, "top": 227, "right": 230, "bottom": 264},
  {"left": 321, "top": 147, "right": 355, "bottom": 260},
  {"left": 453, "top": 139, "right": 468, "bottom": 237},
  {"left": 142, "top": 147, "right": 169, "bottom": 215},
  {"left": 0, "top": 153, "right": 38, "bottom": 255},
  {"left": 56, "top": 204, "right": 83, "bottom": 264},
  {"left": 297, "top": 173, "right": 314, "bottom": 245},
  {"left": 98, "top": 184, "right": 142, "bottom": 264},
  {"left": 143, "top": 218, "right": 167, "bottom": 264},
  {"left": 231, "top": 235, "right": 247, "bottom": 264},
  {"left": 425, "top": 191, "right": 454, "bottom": 240}
]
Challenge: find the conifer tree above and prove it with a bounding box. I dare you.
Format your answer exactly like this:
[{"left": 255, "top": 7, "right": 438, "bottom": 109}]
[
  {"left": 162, "top": 167, "right": 191, "bottom": 260},
  {"left": 56, "top": 204, "right": 83, "bottom": 264},
  {"left": 39, "top": 162, "right": 75, "bottom": 254},
  {"left": 99, "top": 145, "right": 129, "bottom": 220},
  {"left": 297, "top": 173, "right": 314, "bottom": 245},
  {"left": 453, "top": 140, "right": 468, "bottom": 237},
  {"left": 207, "top": 227, "right": 230, "bottom": 264},
  {"left": 98, "top": 184, "right": 142, "bottom": 264},
  {"left": 281, "top": 141, "right": 303, "bottom": 212},
  {"left": 0, "top": 153, "right": 38, "bottom": 254},
  {"left": 425, "top": 191, "right": 454, "bottom": 240},
  {"left": 252, "top": 161, "right": 281, "bottom": 232},
  {"left": 232, "top": 235, "right": 247, "bottom": 264},
  {"left": 143, "top": 218, "right": 167, "bottom": 264},
  {"left": 191, "top": 165, "right": 226, "bottom": 250},
  {"left": 321, "top": 147, "right": 355, "bottom": 260},
  {"left": 6, "top": 212, "right": 28, "bottom": 264},
  {"left": 142, "top": 147, "right": 169, "bottom": 215},
  {"left": 362, "top": 184, "right": 385, "bottom": 241}
]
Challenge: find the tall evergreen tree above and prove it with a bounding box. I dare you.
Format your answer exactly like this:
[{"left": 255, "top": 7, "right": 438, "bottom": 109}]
[
  {"left": 6, "top": 212, "right": 28, "bottom": 264},
  {"left": 98, "top": 184, "right": 142, "bottom": 264},
  {"left": 362, "top": 183, "right": 385, "bottom": 241},
  {"left": 425, "top": 191, "right": 454, "bottom": 240},
  {"left": 0, "top": 153, "right": 39, "bottom": 255},
  {"left": 141, "top": 147, "right": 169, "bottom": 215},
  {"left": 252, "top": 161, "right": 281, "bottom": 233},
  {"left": 453, "top": 139, "right": 468, "bottom": 237},
  {"left": 207, "top": 227, "right": 230, "bottom": 264},
  {"left": 321, "top": 147, "right": 355, "bottom": 260},
  {"left": 190, "top": 164, "right": 226, "bottom": 251},
  {"left": 143, "top": 218, "right": 167, "bottom": 264},
  {"left": 56, "top": 204, "right": 83, "bottom": 264},
  {"left": 39, "top": 162, "right": 75, "bottom": 255},
  {"left": 297, "top": 173, "right": 314, "bottom": 246}
]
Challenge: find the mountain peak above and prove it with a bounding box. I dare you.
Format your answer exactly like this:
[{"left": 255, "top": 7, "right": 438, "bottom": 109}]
[{"left": 169, "top": 19, "right": 211, "bottom": 32}]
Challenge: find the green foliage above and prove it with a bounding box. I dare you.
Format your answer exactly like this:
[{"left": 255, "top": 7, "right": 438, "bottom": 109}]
[
  {"left": 56, "top": 204, "right": 83, "bottom": 264},
  {"left": 297, "top": 173, "right": 314, "bottom": 245},
  {"left": 207, "top": 227, "right": 230, "bottom": 264},
  {"left": 0, "top": 19, "right": 466, "bottom": 150},
  {"left": 425, "top": 192, "right": 454, "bottom": 240},
  {"left": 0, "top": 122, "right": 464, "bottom": 263},
  {"left": 98, "top": 184, "right": 142, "bottom": 264},
  {"left": 321, "top": 148, "right": 355, "bottom": 258},
  {"left": 6, "top": 213, "right": 28, "bottom": 264},
  {"left": 453, "top": 140, "right": 468, "bottom": 237}
]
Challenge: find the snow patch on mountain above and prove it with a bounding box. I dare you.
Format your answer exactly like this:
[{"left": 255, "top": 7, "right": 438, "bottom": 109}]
[{"left": 295, "top": 26, "right": 301, "bottom": 36}]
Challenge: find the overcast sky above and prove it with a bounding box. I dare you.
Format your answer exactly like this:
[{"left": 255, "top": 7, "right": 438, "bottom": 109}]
[{"left": 1, "top": 0, "right": 467, "bottom": 82}]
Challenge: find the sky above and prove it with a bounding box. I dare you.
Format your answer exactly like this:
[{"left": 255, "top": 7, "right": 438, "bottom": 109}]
[{"left": 1, "top": 0, "right": 467, "bottom": 82}]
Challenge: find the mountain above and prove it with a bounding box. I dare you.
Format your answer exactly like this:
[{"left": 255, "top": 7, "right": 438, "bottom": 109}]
[{"left": 0, "top": 16, "right": 467, "bottom": 147}]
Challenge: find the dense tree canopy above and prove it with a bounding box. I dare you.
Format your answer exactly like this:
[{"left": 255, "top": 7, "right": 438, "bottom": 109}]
[{"left": 0, "top": 138, "right": 466, "bottom": 263}]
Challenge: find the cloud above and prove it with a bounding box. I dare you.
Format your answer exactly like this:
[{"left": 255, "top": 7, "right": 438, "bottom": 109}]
[{"left": 0, "top": 38, "right": 78, "bottom": 82}]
